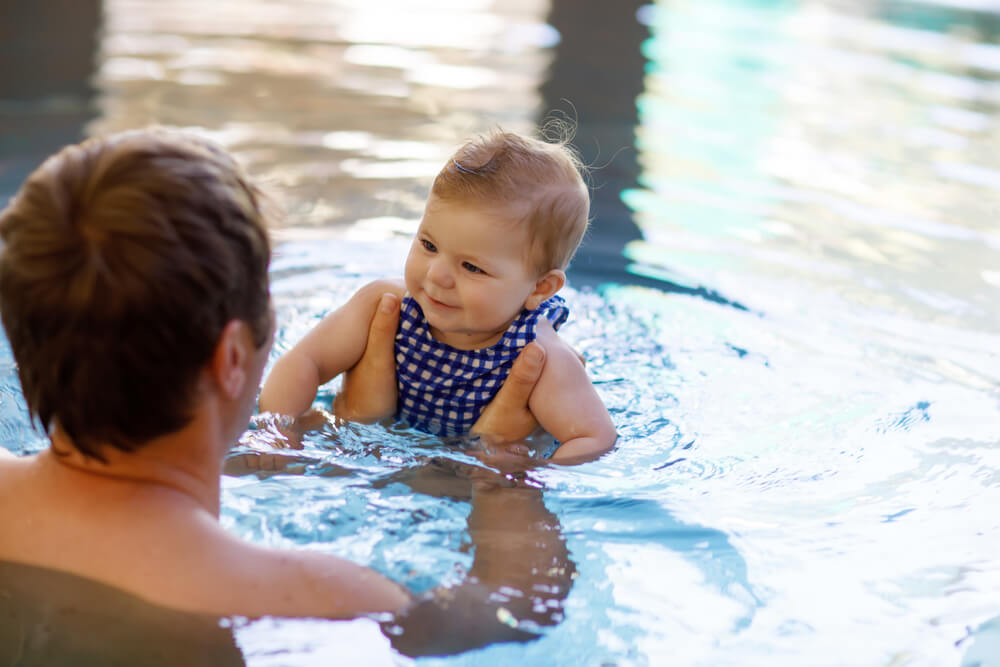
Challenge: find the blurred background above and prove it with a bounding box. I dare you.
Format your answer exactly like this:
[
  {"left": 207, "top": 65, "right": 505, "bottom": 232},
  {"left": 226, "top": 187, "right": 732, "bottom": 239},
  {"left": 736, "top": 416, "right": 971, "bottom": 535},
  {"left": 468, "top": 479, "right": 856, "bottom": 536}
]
[
  {"left": 2, "top": 0, "right": 1000, "bottom": 664},
  {"left": 2, "top": 0, "right": 999, "bottom": 304}
]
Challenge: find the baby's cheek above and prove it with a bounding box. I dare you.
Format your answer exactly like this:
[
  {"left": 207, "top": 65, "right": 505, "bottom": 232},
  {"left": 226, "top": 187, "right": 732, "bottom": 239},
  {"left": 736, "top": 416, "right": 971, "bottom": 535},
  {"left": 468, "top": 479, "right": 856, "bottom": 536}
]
[{"left": 402, "top": 262, "right": 421, "bottom": 293}]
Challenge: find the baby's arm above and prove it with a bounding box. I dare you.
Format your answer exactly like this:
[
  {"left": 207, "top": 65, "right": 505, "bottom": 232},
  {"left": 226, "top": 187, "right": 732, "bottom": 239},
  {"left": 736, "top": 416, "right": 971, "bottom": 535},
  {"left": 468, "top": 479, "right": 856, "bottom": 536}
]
[
  {"left": 529, "top": 322, "right": 617, "bottom": 464},
  {"left": 258, "top": 279, "right": 405, "bottom": 417}
]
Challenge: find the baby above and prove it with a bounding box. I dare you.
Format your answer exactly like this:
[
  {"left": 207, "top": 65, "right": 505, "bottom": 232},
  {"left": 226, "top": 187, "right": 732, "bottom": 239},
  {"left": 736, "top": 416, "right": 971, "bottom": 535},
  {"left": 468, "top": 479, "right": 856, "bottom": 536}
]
[{"left": 259, "top": 129, "right": 616, "bottom": 463}]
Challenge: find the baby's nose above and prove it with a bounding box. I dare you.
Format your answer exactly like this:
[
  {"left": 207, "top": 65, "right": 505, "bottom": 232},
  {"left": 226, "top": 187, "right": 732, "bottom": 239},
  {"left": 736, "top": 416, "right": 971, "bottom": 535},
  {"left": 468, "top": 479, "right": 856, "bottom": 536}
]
[{"left": 427, "top": 257, "right": 454, "bottom": 288}]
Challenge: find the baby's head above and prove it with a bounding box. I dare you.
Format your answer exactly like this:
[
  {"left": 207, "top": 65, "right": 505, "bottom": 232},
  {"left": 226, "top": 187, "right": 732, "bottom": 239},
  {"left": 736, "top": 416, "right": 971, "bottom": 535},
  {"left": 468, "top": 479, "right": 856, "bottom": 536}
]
[
  {"left": 431, "top": 128, "right": 590, "bottom": 275},
  {"left": 405, "top": 128, "right": 589, "bottom": 349}
]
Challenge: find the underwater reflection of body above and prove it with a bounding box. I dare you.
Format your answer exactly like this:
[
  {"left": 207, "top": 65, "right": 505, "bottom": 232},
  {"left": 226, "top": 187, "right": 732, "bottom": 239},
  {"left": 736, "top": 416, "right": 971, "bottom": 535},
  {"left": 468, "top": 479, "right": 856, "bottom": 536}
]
[
  {"left": 1, "top": 466, "right": 573, "bottom": 662},
  {"left": 381, "top": 456, "right": 576, "bottom": 656},
  {"left": 3, "top": 451, "right": 576, "bottom": 663},
  {"left": 232, "top": 447, "right": 578, "bottom": 657}
]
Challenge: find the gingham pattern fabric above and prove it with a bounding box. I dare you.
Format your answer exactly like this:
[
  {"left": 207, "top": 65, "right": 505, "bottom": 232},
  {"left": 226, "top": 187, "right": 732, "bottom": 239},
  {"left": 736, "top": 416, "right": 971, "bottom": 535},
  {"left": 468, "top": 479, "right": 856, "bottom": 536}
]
[{"left": 394, "top": 294, "right": 569, "bottom": 437}]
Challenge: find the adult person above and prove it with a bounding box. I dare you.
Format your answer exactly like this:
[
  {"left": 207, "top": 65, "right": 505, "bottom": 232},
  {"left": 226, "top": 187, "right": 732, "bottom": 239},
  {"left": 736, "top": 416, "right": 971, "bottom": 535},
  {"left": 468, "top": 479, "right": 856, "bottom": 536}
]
[{"left": 0, "top": 128, "right": 562, "bottom": 650}]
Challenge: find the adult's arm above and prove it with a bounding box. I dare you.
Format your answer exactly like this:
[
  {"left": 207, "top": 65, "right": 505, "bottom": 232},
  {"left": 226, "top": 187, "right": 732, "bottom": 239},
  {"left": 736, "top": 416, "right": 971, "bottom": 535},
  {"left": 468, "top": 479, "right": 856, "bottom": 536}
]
[{"left": 384, "top": 469, "right": 574, "bottom": 657}]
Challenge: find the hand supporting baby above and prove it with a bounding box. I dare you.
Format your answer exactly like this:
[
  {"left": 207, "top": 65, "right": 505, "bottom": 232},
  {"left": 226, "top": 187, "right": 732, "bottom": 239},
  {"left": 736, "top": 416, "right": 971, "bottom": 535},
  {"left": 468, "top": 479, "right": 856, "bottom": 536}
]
[
  {"left": 332, "top": 292, "right": 402, "bottom": 423},
  {"left": 333, "top": 292, "right": 546, "bottom": 444}
]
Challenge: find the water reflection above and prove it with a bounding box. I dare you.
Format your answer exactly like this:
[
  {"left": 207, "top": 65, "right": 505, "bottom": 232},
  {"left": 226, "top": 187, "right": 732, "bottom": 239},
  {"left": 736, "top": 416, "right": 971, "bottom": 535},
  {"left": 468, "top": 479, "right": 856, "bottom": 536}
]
[
  {"left": 538, "top": 0, "right": 648, "bottom": 286},
  {"left": 628, "top": 0, "right": 1000, "bottom": 339},
  {"left": 4, "top": 0, "right": 1000, "bottom": 663},
  {"left": 91, "top": 0, "right": 555, "bottom": 234},
  {"left": 619, "top": 1, "right": 1000, "bottom": 662}
]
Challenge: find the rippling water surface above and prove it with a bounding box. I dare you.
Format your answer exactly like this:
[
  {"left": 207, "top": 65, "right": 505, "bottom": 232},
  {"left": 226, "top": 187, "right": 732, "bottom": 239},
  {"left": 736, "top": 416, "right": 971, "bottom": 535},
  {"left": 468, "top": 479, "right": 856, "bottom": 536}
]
[{"left": 2, "top": 0, "right": 1000, "bottom": 665}]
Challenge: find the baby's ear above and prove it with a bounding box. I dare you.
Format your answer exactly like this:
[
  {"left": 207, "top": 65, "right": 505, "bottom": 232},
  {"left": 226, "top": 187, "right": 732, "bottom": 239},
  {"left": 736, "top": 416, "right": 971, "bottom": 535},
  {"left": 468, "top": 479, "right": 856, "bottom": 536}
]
[{"left": 525, "top": 269, "right": 566, "bottom": 310}]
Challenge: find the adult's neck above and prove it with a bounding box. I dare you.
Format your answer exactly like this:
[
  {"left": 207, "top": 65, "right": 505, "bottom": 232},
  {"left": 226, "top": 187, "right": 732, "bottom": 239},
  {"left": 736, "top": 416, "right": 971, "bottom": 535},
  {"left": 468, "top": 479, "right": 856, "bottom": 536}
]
[{"left": 45, "top": 424, "right": 225, "bottom": 517}]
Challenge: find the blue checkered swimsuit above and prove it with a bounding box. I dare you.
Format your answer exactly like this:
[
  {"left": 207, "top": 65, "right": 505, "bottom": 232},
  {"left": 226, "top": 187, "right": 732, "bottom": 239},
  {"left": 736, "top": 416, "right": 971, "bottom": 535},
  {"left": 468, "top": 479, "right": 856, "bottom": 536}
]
[{"left": 394, "top": 294, "right": 569, "bottom": 437}]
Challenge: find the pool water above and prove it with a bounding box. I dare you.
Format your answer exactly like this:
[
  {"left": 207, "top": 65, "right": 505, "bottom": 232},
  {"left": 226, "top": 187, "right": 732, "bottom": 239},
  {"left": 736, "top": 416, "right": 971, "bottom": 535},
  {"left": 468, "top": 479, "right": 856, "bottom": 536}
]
[{"left": 2, "top": 0, "right": 1000, "bottom": 664}]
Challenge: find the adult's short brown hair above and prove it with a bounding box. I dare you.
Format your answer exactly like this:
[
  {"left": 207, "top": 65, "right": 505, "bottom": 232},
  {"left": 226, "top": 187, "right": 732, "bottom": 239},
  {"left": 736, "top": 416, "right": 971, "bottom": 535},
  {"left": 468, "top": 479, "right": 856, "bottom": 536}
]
[
  {"left": 431, "top": 128, "right": 590, "bottom": 275},
  {"left": 0, "top": 128, "right": 272, "bottom": 460}
]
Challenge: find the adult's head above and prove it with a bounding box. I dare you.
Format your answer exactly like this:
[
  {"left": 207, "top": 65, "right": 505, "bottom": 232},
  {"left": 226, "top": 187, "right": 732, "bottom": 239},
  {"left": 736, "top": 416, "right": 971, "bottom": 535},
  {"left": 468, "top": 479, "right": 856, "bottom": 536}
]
[
  {"left": 0, "top": 128, "right": 273, "bottom": 461},
  {"left": 430, "top": 127, "right": 590, "bottom": 276}
]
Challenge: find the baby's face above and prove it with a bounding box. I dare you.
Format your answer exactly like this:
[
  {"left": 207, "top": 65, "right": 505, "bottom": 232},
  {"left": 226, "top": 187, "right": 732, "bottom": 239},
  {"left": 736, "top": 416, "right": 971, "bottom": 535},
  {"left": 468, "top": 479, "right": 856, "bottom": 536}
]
[{"left": 404, "top": 195, "right": 542, "bottom": 350}]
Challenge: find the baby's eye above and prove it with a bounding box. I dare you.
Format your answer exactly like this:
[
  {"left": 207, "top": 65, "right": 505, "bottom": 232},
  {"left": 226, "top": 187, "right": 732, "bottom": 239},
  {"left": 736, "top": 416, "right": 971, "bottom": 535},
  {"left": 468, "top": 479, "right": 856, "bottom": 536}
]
[
  {"left": 420, "top": 239, "right": 437, "bottom": 253},
  {"left": 462, "top": 261, "right": 484, "bottom": 274}
]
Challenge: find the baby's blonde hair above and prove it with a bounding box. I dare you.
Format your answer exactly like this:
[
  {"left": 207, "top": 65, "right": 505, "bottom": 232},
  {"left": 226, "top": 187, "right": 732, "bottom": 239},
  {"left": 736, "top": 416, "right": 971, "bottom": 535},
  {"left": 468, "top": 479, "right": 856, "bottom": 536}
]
[{"left": 431, "top": 128, "right": 589, "bottom": 275}]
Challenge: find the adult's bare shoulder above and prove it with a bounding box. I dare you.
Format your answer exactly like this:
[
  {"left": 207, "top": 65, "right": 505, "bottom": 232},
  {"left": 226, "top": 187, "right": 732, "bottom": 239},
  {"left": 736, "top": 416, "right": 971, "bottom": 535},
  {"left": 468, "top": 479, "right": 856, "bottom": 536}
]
[
  {"left": 156, "top": 514, "right": 411, "bottom": 618},
  {"left": 35, "top": 494, "right": 409, "bottom": 620},
  {"left": 0, "top": 453, "right": 22, "bottom": 513},
  {"left": 0, "top": 453, "right": 25, "bottom": 529}
]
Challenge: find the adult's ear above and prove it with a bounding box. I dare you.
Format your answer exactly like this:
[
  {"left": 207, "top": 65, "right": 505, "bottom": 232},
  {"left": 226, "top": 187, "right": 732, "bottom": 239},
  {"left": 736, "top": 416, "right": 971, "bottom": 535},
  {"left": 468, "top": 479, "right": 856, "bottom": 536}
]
[
  {"left": 524, "top": 269, "right": 566, "bottom": 311},
  {"left": 210, "top": 320, "right": 252, "bottom": 399}
]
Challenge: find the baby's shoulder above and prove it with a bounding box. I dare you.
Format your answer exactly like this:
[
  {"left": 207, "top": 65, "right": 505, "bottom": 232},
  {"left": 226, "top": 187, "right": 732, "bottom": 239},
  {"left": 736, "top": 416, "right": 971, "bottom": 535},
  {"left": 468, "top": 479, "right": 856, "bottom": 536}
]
[
  {"left": 532, "top": 319, "right": 578, "bottom": 367},
  {"left": 346, "top": 278, "right": 406, "bottom": 312},
  {"left": 354, "top": 278, "right": 405, "bottom": 301}
]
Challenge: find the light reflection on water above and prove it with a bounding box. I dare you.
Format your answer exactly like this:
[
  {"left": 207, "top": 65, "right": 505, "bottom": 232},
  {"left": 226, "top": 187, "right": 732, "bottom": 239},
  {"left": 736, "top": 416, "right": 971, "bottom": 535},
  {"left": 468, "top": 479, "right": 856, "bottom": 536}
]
[
  {"left": 2, "top": 0, "right": 1000, "bottom": 664},
  {"left": 89, "top": 0, "right": 555, "bottom": 232}
]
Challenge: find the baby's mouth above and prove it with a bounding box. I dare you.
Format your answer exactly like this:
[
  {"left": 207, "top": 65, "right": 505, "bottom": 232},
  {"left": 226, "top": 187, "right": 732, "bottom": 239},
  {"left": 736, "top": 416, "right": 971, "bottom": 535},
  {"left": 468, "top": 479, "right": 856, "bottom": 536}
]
[{"left": 425, "top": 293, "right": 457, "bottom": 310}]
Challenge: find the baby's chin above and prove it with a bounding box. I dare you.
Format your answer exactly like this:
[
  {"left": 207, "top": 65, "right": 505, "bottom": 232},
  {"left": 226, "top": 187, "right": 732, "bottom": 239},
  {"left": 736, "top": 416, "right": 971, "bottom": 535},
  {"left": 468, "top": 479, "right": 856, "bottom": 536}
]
[{"left": 434, "top": 325, "right": 518, "bottom": 351}]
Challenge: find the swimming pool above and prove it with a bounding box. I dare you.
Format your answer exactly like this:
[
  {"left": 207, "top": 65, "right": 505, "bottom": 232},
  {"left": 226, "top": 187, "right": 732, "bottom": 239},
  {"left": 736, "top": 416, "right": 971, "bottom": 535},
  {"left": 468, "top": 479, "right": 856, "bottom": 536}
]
[{"left": 2, "top": 0, "right": 999, "bottom": 664}]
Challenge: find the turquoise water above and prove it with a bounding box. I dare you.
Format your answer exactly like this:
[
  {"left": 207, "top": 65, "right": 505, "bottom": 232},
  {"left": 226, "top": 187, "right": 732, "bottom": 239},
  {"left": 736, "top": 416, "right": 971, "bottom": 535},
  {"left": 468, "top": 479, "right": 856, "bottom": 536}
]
[{"left": 2, "top": 0, "right": 1000, "bottom": 664}]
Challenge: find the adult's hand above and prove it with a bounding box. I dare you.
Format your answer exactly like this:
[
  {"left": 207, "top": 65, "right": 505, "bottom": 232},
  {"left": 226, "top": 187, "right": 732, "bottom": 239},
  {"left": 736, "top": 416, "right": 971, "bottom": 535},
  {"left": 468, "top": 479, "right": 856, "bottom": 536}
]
[
  {"left": 385, "top": 466, "right": 574, "bottom": 657},
  {"left": 332, "top": 292, "right": 400, "bottom": 423},
  {"left": 333, "top": 290, "right": 547, "bottom": 441},
  {"left": 386, "top": 581, "right": 539, "bottom": 657},
  {"left": 223, "top": 449, "right": 313, "bottom": 476},
  {"left": 470, "top": 342, "right": 545, "bottom": 443}
]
